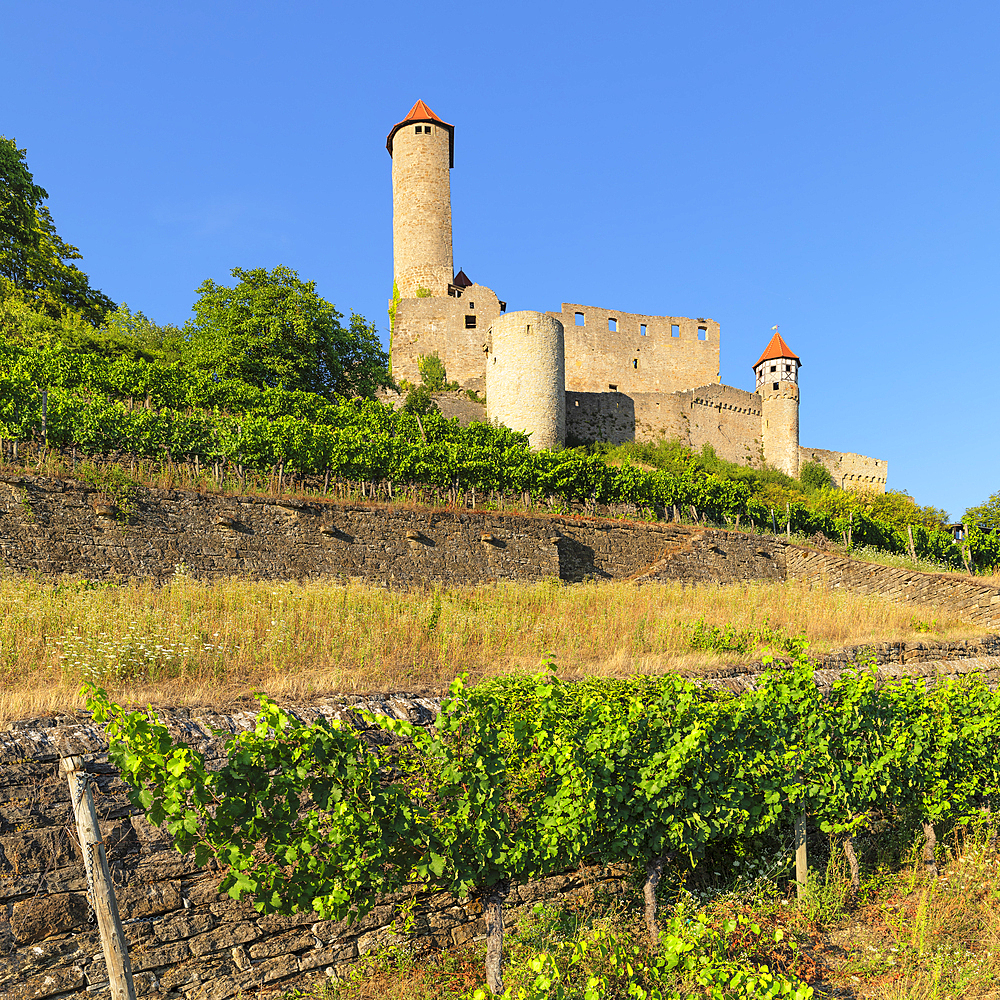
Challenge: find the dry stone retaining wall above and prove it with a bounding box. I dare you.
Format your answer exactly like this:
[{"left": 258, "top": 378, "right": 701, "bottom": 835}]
[
  {"left": 2, "top": 475, "right": 1000, "bottom": 630},
  {"left": 0, "top": 696, "right": 629, "bottom": 1000}
]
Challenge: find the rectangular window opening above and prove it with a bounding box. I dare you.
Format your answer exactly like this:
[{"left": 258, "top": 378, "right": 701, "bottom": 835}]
[
  {"left": 640, "top": 324, "right": 647, "bottom": 336},
  {"left": 465, "top": 315, "right": 477, "bottom": 329},
  {"left": 609, "top": 384, "right": 618, "bottom": 391},
  {"left": 770, "top": 365, "right": 776, "bottom": 372},
  {"left": 574, "top": 400, "right": 579, "bottom": 406},
  {"left": 772, "top": 382, "right": 779, "bottom": 390},
  {"left": 697, "top": 327, "right": 707, "bottom": 340},
  {"left": 671, "top": 324, "right": 680, "bottom": 337},
  {"left": 414, "top": 125, "right": 423, "bottom": 133},
  {"left": 575, "top": 311, "right": 584, "bottom": 326},
  {"left": 468, "top": 302, "right": 475, "bottom": 309},
  {"left": 608, "top": 317, "right": 617, "bottom": 332},
  {"left": 632, "top": 358, "right": 638, "bottom": 369}
]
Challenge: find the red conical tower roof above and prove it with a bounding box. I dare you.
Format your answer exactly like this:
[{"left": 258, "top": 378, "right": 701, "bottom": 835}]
[
  {"left": 386, "top": 100, "right": 455, "bottom": 166},
  {"left": 753, "top": 331, "right": 801, "bottom": 370},
  {"left": 402, "top": 99, "right": 443, "bottom": 123}
]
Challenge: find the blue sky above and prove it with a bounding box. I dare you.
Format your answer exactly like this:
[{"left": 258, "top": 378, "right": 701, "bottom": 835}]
[{"left": 3, "top": 1, "right": 997, "bottom": 519}]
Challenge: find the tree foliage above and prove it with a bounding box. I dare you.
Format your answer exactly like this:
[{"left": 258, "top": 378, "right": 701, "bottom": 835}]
[
  {"left": 0, "top": 136, "right": 114, "bottom": 325},
  {"left": 184, "top": 266, "right": 390, "bottom": 400},
  {"left": 965, "top": 491, "right": 1000, "bottom": 533}
]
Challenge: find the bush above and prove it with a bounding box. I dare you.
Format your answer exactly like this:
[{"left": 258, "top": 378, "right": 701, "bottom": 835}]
[{"left": 417, "top": 352, "right": 458, "bottom": 391}]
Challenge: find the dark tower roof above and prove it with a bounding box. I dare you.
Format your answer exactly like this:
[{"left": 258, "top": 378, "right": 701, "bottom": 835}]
[
  {"left": 753, "top": 331, "right": 801, "bottom": 370},
  {"left": 386, "top": 100, "right": 455, "bottom": 167},
  {"left": 452, "top": 269, "right": 473, "bottom": 287}
]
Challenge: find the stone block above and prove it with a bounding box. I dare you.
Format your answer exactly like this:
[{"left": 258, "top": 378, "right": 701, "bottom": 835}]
[
  {"left": 11, "top": 893, "right": 88, "bottom": 944},
  {"left": 248, "top": 930, "right": 314, "bottom": 959},
  {"left": 117, "top": 881, "right": 182, "bottom": 919},
  {"left": 3, "top": 965, "right": 85, "bottom": 999},
  {"left": 188, "top": 921, "right": 261, "bottom": 957}
]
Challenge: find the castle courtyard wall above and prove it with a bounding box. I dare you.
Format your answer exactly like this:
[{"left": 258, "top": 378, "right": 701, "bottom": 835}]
[
  {"left": 550, "top": 304, "right": 720, "bottom": 394},
  {"left": 567, "top": 383, "right": 763, "bottom": 466}
]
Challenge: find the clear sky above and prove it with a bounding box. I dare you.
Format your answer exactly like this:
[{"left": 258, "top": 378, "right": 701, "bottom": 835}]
[{"left": 3, "top": 1, "right": 997, "bottom": 519}]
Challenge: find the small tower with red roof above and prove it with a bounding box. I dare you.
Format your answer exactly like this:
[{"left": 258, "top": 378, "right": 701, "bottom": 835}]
[
  {"left": 386, "top": 100, "right": 455, "bottom": 299},
  {"left": 753, "top": 329, "right": 801, "bottom": 477}
]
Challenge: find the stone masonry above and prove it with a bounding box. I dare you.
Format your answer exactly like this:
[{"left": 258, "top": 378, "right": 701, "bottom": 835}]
[{"left": 1, "top": 475, "right": 997, "bottom": 628}]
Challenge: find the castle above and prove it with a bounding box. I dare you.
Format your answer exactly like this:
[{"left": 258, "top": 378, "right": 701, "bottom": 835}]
[{"left": 387, "top": 101, "right": 887, "bottom": 493}]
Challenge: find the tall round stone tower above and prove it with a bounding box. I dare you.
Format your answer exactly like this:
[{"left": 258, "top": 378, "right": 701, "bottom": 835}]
[
  {"left": 485, "top": 311, "right": 566, "bottom": 450},
  {"left": 386, "top": 100, "right": 455, "bottom": 299},
  {"left": 754, "top": 330, "right": 801, "bottom": 477}
]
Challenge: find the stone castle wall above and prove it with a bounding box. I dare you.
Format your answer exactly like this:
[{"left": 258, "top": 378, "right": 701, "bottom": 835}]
[
  {"left": 567, "top": 383, "right": 763, "bottom": 467},
  {"left": 800, "top": 447, "right": 889, "bottom": 492},
  {"left": 391, "top": 121, "right": 453, "bottom": 298},
  {"left": 549, "top": 304, "right": 721, "bottom": 395},
  {"left": 391, "top": 283, "right": 500, "bottom": 387}
]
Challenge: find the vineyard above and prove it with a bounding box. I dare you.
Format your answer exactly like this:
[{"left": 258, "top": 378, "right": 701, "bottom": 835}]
[
  {"left": 2, "top": 333, "right": 997, "bottom": 574},
  {"left": 88, "top": 651, "right": 1000, "bottom": 998}
]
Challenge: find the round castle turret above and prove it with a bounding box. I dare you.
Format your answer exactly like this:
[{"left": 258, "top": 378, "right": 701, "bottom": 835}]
[
  {"left": 386, "top": 100, "right": 454, "bottom": 299},
  {"left": 754, "top": 331, "right": 800, "bottom": 478},
  {"left": 485, "top": 312, "right": 566, "bottom": 450}
]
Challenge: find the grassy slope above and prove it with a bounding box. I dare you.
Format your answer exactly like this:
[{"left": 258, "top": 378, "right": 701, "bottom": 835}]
[{"left": 1, "top": 573, "right": 977, "bottom": 721}]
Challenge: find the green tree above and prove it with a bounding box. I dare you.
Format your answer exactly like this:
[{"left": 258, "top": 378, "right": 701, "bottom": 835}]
[
  {"left": 185, "top": 266, "right": 390, "bottom": 399},
  {"left": 0, "top": 137, "right": 115, "bottom": 325},
  {"left": 965, "top": 491, "right": 1000, "bottom": 533},
  {"left": 799, "top": 459, "right": 834, "bottom": 493},
  {"left": 94, "top": 304, "right": 185, "bottom": 363}
]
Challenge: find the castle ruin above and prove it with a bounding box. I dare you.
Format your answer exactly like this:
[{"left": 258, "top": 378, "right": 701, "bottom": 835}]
[{"left": 386, "top": 101, "right": 887, "bottom": 492}]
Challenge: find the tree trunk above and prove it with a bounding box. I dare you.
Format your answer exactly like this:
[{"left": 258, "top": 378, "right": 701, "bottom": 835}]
[
  {"left": 644, "top": 853, "right": 667, "bottom": 947},
  {"left": 922, "top": 821, "right": 938, "bottom": 876},
  {"left": 843, "top": 834, "right": 860, "bottom": 896},
  {"left": 484, "top": 880, "right": 510, "bottom": 996}
]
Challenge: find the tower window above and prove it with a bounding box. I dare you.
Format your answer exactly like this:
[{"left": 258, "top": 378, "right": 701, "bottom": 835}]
[
  {"left": 575, "top": 312, "right": 584, "bottom": 325},
  {"left": 414, "top": 125, "right": 423, "bottom": 133},
  {"left": 632, "top": 359, "right": 638, "bottom": 369},
  {"left": 671, "top": 324, "right": 680, "bottom": 337},
  {"left": 609, "top": 384, "right": 618, "bottom": 391},
  {"left": 640, "top": 324, "right": 647, "bottom": 335},
  {"left": 465, "top": 315, "right": 477, "bottom": 329},
  {"left": 770, "top": 365, "right": 776, "bottom": 372},
  {"left": 608, "top": 317, "right": 617, "bottom": 332},
  {"left": 785, "top": 364, "right": 790, "bottom": 371},
  {"left": 773, "top": 382, "right": 779, "bottom": 390},
  {"left": 698, "top": 327, "right": 707, "bottom": 340}
]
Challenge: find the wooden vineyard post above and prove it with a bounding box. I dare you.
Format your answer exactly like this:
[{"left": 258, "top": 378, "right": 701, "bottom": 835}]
[
  {"left": 61, "top": 755, "right": 137, "bottom": 1000},
  {"left": 794, "top": 810, "right": 808, "bottom": 901},
  {"left": 907, "top": 523, "right": 917, "bottom": 562}
]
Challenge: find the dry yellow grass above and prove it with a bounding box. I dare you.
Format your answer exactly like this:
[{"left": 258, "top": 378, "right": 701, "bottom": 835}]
[{"left": 0, "top": 572, "right": 979, "bottom": 722}]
